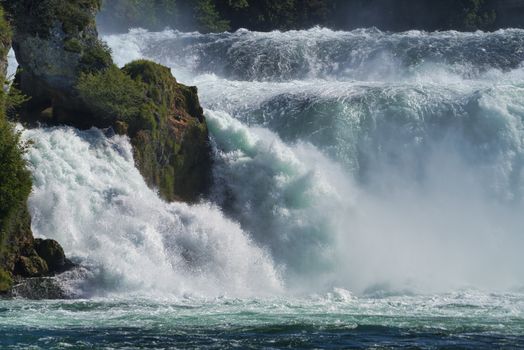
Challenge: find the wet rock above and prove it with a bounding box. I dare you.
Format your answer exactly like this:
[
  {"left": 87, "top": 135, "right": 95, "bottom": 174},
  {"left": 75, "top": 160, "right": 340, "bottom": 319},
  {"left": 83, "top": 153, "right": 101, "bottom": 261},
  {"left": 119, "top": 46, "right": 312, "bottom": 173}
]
[
  {"left": 11, "top": 277, "right": 69, "bottom": 300},
  {"left": 34, "top": 238, "right": 73, "bottom": 273}
]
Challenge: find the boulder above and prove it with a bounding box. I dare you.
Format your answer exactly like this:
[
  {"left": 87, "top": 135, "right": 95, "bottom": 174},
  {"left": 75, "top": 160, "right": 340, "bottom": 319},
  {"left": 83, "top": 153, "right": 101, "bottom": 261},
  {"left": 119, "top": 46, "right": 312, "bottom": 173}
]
[
  {"left": 6, "top": 0, "right": 112, "bottom": 123},
  {"left": 34, "top": 238, "right": 74, "bottom": 273}
]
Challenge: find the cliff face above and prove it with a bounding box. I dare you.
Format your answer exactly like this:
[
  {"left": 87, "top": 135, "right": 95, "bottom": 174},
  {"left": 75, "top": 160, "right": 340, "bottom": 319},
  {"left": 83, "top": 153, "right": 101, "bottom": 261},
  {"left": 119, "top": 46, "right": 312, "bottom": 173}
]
[
  {"left": 5, "top": 0, "right": 111, "bottom": 124},
  {"left": 0, "top": 5, "right": 72, "bottom": 294},
  {"left": 7, "top": 0, "right": 212, "bottom": 203}
]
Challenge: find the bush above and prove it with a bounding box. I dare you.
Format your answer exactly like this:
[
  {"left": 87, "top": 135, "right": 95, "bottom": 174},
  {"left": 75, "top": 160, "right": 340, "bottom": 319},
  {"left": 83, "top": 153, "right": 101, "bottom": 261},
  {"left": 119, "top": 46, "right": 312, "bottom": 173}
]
[
  {"left": 76, "top": 64, "right": 147, "bottom": 126},
  {"left": 64, "top": 38, "right": 82, "bottom": 53},
  {"left": 0, "top": 117, "right": 32, "bottom": 227},
  {"left": 79, "top": 40, "right": 113, "bottom": 73}
]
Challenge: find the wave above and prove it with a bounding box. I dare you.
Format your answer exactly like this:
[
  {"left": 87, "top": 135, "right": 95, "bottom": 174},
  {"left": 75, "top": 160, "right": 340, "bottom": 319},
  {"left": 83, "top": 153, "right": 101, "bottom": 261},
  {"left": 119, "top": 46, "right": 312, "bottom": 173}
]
[{"left": 105, "top": 27, "right": 524, "bottom": 82}]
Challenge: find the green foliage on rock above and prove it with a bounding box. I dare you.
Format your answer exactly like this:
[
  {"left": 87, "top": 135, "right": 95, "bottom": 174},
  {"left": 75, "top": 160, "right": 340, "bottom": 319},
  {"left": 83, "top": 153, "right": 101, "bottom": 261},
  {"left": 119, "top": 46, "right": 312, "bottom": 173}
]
[
  {"left": 77, "top": 64, "right": 147, "bottom": 126},
  {"left": 0, "top": 5, "right": 34, "bottom": 293},
  {"left": 15, "top": 254, "right": 49, "bottom": 278},
  {"left": 0, "top": 268, "right": 11, "bottom": 292},
  {"left": 460, "top": 0, "right": 496, "bottom": 31},
  {"left": 77, "top": 60, "right": 211, "bottom": 202},
  {"left": 0, "top": 6, "right": 10, "bottom": 56},
  {"left": 5, "top": 0, "right": 101, "bottom": 37},
  {"left": 0, "top": 117, "right": 32, "bottom": 230},
  {"left": 79, "top": 40, "right": 113, "bottom": 73}
]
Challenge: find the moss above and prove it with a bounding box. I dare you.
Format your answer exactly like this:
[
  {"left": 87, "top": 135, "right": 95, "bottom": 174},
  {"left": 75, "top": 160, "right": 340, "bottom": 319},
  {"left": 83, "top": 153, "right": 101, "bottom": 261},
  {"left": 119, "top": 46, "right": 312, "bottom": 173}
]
[
  {"left": 0, "top": 115, "right": 32, "bottom": 235},
  {"left": 0, "top": 268, "right": 12, "bottom": 292},
  {"left": 0, "top": 7, "right": 11, "bottom": 58},
  {"left": 14, "top": 254, "right": 49, "bottom": 278},
  {"left": 5, "top": 0, "right": 101, "bottom": 38},
  {"left": 0, "top": 4, "right": 37, "bottom": 292},
  {"left": 63, "top": 38, "right": 82, "bottom": 53},
  {"left": 79, "top": 59, "right": 212, "bottom": 202}
]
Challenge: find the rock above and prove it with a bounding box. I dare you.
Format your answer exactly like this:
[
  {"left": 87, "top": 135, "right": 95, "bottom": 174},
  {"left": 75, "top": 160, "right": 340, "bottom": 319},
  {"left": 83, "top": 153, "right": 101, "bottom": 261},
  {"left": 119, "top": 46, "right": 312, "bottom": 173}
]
[
  {"left": 34, "top": 238, "right": 73, "bottom": 273},
  {"left": 6, "top": 0, "right": 112, "bottom": 123},
  {"left": 11, "top": 277, "right": 69, "bottom": 300},
  {"left": 7, "top": 1, "right": 213, "bottom": 203},
  {"left": 121, "top": 60, "right": 212, "bottom": 202},
  {"left": 14, "top": 254, "right": 49, "bottom": 278}
]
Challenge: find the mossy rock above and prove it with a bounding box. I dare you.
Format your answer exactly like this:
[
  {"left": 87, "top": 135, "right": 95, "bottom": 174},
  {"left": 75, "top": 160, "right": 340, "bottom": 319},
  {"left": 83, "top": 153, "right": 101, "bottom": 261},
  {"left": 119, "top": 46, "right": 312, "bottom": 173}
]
[
  {"left": 14, "top": 254, "right": 49, "bottom": 278},
  {"left": 76, "top": 60, "right": 212, "bottom": 202},
  {"left": 0, "top": 268, "right": 12, "bottom": 292},
  {"left": 5, "top": 0, "right": 101, "bottom": 38}
]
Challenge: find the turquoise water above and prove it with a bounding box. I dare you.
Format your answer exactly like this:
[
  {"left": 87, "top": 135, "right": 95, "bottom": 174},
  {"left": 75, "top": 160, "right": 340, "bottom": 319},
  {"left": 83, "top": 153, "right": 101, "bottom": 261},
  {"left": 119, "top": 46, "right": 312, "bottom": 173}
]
[{"left": 2, "top": 291, "right": 524, "bottom": 349}]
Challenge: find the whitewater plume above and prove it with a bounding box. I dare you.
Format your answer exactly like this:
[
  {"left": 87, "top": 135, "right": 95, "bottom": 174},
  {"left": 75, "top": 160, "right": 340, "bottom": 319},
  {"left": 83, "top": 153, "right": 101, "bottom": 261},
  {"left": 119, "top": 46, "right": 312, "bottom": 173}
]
[
  {"left": 22, "top": 127, "right": 282, "bottom": 298},
  {"left": 100, "top": 27, "right": 524, "bottom": 294}
]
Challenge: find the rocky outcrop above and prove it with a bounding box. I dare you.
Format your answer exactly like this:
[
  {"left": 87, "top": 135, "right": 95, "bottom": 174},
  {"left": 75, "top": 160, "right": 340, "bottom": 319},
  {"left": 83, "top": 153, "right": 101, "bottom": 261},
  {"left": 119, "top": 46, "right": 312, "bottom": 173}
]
[
  {"left": 76, "top": 60, "right": 212, "bottom": 202},
  {"left": 8, "top": 0, "right": 212, "bottom": 203},
  {"left": 5, "top": 0, "right": 111, "bottom": 123},
  {"left": 0, "top": 4, "right": 73, "bottom": 295}
]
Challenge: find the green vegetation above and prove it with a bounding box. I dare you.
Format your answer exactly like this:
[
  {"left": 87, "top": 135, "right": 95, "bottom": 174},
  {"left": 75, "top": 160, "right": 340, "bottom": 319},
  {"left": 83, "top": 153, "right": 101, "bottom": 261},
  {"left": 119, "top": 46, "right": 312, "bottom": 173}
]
[
  {"left": 77, "top": 60, "right": 210, "bottom": 202},
  {"left": 98, "top": 0, "right": 502, "bottom": 33},
  {"left": 0, "top": 268, "right": 11, "bottom": 291},
  {"left": 4, "top": 0, "right": 101, "bottom": 37},
  {"left": 460, "top": 0, "right": 497, "bottom": 31},
  {"left": 76, "top": 64, "right": 147, "bottom": 126},
  {"left": 0, "top": 5, "right": 33, "bottom": 293}
]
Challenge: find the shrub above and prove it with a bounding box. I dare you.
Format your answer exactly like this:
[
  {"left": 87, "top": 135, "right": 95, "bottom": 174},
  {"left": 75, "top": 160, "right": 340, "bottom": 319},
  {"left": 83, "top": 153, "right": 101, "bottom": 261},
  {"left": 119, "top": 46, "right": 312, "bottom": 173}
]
[
  {"left": 0, "top": 117, "right": 32, "bottom": 227},
  {"left": 76, "top": 64, "right": 147, "bottom": 126},
  {"left": 79, "top": 40, "right": 113, "bottom": 73}
]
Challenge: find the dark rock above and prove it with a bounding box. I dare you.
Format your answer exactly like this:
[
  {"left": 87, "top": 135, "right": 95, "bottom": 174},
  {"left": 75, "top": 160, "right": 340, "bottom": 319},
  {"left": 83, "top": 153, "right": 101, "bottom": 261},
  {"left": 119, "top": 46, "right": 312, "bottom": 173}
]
[
  {"left": 14, "top": 254, "right": 49, "bottom": 278},
  {"left": 34, "top": 238, "right": 72, "bottom": 273}
]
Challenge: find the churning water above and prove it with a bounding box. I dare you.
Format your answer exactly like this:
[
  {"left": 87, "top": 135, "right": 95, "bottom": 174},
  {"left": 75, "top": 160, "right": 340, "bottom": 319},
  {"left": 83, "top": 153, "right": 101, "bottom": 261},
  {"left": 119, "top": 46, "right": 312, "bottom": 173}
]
[{"left": 2, "top": 27, "right": 524, "bottom": 348}]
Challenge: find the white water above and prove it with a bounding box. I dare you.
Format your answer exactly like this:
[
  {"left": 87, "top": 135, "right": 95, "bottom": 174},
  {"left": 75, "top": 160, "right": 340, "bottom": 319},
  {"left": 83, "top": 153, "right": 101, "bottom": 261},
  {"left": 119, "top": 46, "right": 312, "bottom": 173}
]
[
  {"left": 17, "top": 27, "right": 524, "bottom": 297},
  {"left": 22, "top": 127, "right": 281, "bottom": 298}
]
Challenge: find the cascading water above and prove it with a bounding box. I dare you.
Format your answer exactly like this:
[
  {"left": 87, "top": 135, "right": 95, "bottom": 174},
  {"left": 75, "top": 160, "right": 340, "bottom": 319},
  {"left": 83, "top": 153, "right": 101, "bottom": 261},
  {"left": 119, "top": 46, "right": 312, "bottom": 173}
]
[
  {"left": 101, "top": 27, "right": 524, "bottom": 294},
  {"left": 2, "top": 27, "right": 524, "bottom": 349},
  {"left": 22, "top": 126, "right": 281, "bottom": 298}
]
